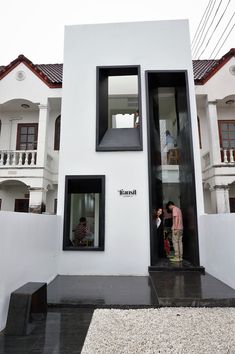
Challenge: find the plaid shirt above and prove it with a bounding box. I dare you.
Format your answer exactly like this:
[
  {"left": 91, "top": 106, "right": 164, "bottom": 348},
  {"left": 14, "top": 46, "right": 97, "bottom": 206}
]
[{"left": 74, "top": 222, "right": 88, "bottom": 241}]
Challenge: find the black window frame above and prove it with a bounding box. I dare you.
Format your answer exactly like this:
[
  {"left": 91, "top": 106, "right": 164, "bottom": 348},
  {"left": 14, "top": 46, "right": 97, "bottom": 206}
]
[
  {"left": 63, "top": 175, "right": 105, "bottom": 251},
  {"left": 96, "top": 65, "right": 142, "bottom": 151}
]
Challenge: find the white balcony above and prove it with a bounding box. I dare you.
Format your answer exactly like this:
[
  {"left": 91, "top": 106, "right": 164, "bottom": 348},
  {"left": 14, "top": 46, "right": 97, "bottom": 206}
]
[
  {"left": 221, "top": 149, "right": 235, "bottom": 164},
  {"left": 0, "top": 150, "right": 37, "bottom": 167}
]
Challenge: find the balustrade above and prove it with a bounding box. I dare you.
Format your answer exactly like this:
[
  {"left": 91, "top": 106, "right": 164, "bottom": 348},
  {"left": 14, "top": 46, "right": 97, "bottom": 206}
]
[
  {"left": 221, "top": 149, "right": 235, "bottom": 164},
  {"left": 0, "top": 150, "right": 37, "bottom": 167}
]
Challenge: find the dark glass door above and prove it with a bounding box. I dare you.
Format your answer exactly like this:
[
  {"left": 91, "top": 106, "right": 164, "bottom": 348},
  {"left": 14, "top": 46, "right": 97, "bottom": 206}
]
[{"left": 146, "top": 71, "right": 199, "bottom": 266}]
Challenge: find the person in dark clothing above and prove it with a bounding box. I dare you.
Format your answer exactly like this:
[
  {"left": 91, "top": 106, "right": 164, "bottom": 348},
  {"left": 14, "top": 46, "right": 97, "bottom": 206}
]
[{"left": 153, "top": 208, "right": 165, "bottom": 258}]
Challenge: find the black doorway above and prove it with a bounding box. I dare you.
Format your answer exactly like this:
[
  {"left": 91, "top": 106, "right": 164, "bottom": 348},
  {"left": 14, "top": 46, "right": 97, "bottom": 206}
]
[
  {"left": 14, "top": 199, "right": 29, "bottom": 213},
  {"left": 146, "top": 71, "right": 199, "bottom": 266}
]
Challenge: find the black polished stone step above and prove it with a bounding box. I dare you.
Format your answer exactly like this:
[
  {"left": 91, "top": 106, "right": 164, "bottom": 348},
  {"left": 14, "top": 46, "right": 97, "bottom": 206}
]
[
  {"left": 149, "top": 258, "right": 205, "bottom": 274},
  {"left": 149, "top": 271, "right": 235, "bottom": 307}
]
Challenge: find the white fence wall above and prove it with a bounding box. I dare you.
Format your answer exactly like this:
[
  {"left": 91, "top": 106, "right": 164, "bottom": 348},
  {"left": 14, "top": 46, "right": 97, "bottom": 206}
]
[
  {"left": 0, "top": 212, "right": 60, "bottom": 331},
  {"left": 199, "top": 214, "right": 235, "bottom": 289}
]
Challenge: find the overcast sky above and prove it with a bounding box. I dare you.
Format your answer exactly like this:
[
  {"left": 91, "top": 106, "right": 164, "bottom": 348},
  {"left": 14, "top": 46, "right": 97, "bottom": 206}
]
[{"left": 1, "top": 0, "right": 234, "bottom": 65}]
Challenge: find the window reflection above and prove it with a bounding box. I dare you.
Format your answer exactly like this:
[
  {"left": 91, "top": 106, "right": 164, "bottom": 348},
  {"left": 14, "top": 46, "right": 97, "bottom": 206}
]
[
  {"left": 69, "top": 193, "right": 100, "bottom": 248},
  {"left": 157, "top": 88, "right": 179, "bottom": 165}
]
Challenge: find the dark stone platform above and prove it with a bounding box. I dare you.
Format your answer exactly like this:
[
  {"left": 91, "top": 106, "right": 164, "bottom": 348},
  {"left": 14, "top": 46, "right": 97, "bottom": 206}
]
[
  {"left": 149, "top": 271, "right": 235, "bottom": 307},
  {"left": 1, "top": 273, "right": 235, "bottom": 353},
  {"left": 0, "top": 308, "right": 93, "bottom": 354},
  {"left": 47, "top": 273, "right": 235, "bottom": 308},
  {"left": 149, "top": 258, "right": 205, "bottom": 273},
  {"left": 47, "top": 275, "right": 159, "bottom": 308}
]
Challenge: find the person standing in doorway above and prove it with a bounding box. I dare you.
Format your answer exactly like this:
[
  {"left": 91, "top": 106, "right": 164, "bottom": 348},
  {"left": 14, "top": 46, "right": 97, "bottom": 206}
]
[
  {"left": 166, "top": 201, "right": 183, "bottom": 262},
  {"left": 153, "top": 208, "right": 165, "bottom": 258}
]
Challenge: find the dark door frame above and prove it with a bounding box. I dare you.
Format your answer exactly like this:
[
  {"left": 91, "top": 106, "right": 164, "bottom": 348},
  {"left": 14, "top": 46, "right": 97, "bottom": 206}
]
[{"left": 145, "top": 70, "right": 200, "bottom": 266}]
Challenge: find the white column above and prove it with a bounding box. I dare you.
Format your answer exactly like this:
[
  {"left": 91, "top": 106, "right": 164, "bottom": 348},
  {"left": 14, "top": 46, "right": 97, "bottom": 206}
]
[
  {"left": 210, "top": 185, "right": 230, "bottom": 213},
  {"left": 29, "top": 187, "right": 47, "bottom": 213},
  {"left": 37, "top": 103, "right": 49, "bottom": 167},
  {"left": 207, "top": 101, "right": 221, "bottom": 165}
]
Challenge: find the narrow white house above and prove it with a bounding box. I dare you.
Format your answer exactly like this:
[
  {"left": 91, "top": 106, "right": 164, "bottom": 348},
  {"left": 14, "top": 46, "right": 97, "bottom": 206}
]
[
  {"left": 0, "top": 55, "right": 62, "bottom": 213},
  {"left": 56, "top": 20, "right": 203, "bottom": 275}
]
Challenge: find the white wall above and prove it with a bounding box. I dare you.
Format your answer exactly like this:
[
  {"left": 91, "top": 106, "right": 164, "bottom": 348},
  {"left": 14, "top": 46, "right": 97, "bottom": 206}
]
[
  {"left": 0, "top": 211, "right": 60, "bottom": 331},
  {"left": 199, "top": 214, "right": 235, "bottom": 289},
  {"left": 58, "top": 20, "right": 203, "bottom": 275}
]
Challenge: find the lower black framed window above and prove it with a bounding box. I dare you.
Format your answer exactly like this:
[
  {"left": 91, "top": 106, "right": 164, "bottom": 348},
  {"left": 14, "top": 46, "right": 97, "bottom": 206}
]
[{"left": 63, "top": 175, "right": 105, "bottom": 251}]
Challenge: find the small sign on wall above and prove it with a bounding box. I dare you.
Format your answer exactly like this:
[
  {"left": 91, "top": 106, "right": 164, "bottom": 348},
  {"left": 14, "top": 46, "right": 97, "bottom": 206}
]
[{"left": 118, "top": 189, "right": 137, "bottom": 197}]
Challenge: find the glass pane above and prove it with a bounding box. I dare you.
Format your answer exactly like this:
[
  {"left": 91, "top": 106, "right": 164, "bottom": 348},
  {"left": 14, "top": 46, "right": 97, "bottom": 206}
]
[
  {"left": 20, "top": 144, "right": 26, "bottom": 150},
  {"left": 108, "top": 75, "right": 139, "bottom": 129},
  {"left": 27, "top": 135, "right": 35, "bottom": 142},
  {"left": 223, "top": 140, "right": 229, "bottom": 148},
  {"left": 222, "top": 132, "right": 229, "bottom": 139},
  {"left": 20, "top": 127, "right": 27, "bottom": 134},
  {"left": 230, "top": 140, "right": 235, "bottom": 148},
  {"left": 158, "top": 87, "right": 178, "bottom": 166},
  {"left": 27, "top": 143, "right": 34, "bottom": 150},
  {"left": 20, "top": 135, "right": 27, "bottom": 143},
  {"left": 229, "top": 123, "right": 235, "bottom": 131},
  {"left": 28, "top": 127, "right": 35, "bottom": 134},
  {"left": 70, "top": 193, "right": 100, "bottom": 248}
]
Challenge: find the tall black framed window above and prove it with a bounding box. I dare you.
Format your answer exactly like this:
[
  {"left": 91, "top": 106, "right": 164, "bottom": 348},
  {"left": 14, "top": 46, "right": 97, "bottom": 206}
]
[
  {"left": 146, "top": 71, "right": 199, "bottom": 266},
  {"left": 63, "top": 175, "right": 105, "bottom": 251},
  {"left": 96, "top": 66, "right": 142, "bottom": 151}
]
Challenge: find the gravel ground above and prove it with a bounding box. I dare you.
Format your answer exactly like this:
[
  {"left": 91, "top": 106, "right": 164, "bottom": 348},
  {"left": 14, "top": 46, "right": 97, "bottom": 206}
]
[{"left": 81, "top": 308, "right": 235, "bottom": 354}]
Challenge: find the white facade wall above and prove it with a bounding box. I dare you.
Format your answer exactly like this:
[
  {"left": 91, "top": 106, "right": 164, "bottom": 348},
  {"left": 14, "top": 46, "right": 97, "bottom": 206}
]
[
  {"left": 0, "top": 212, "right": 60, "bottom": 331},
  {"left": 199, "top": 214, "right": 235, "bottom": 289},
  {"left": 58, "top": 20, "right": 203, "bottom": 275}
]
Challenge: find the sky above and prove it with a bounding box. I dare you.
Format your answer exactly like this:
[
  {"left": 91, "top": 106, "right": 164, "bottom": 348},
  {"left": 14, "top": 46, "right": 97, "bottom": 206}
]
[{"left": 1, "top": 0, "right": 234, "bottom": 65}]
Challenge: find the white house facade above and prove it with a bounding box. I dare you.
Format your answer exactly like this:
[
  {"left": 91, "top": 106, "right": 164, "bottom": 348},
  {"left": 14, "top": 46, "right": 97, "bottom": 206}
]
[
  {"left": 1, "top": 21, "right": 235, "bottom": 334},
  {"left": 56, "top": 20, "right": 203, "bottom": 275},
  {"left": 0, "top": 21, "right": 234, "bottom": 276},
  {"left": 0, "top": 56, "right": 62, "bottom": 214},
  {"left": 194, "top": 49, "right": 235, "bottom": 214}
]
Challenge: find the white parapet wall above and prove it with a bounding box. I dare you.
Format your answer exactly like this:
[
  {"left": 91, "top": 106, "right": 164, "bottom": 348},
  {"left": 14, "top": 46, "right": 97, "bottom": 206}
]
[
  {"left": 0, "top": 211, "right": 60, "bottom": 331},
  {"left": 199, "top": 214, "right": 235, "bottom": 290}
]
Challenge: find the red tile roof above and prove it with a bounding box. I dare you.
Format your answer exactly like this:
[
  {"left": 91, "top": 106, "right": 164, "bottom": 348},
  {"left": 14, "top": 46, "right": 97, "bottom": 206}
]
[
  {"left": 192, "top": 60, "right": 218, "bottom": 82},
  {"left": 193, "top": 48, "right": 235, "bottom": 85},
  {"left": 0, "top": 55, "right": 62, "bottom": 88},
  {"left": 0, "top": 49, "right": 234, "bottom": 87}
]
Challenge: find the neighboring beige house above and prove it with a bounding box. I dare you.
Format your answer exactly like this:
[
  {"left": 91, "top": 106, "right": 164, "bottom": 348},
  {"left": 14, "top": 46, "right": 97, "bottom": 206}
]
[
  {"left": 194, "top": 48, "right": 235, "bottom": 214},
  {"left": 0, "top": 49, "right": 234, "bottom": 214},
  {"left": 0, "top": 55, "right": 62, "bottom": 213}
]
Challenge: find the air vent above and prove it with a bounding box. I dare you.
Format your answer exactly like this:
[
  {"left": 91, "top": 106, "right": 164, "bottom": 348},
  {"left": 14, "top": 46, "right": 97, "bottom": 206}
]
[
  {"left": 229, "top": 66, "right": 235, "bottom": 76},
  {"left": 15, "top": 70, "right": 26, "bottom": 81}
]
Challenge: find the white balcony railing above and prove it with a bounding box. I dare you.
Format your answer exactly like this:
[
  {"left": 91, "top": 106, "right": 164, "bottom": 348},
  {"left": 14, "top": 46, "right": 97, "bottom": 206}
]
[
  {"left": 0, "top": 150, "right": 37, "bottom": 167},
  {"left": 221, "top": 149, "right": 235, "bottom": 164}
]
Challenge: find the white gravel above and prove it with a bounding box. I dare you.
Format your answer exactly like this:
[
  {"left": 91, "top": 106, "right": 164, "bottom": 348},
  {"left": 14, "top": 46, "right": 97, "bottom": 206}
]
[{"left": 81, "top": 308, "right": 235, "bottom": 354}]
